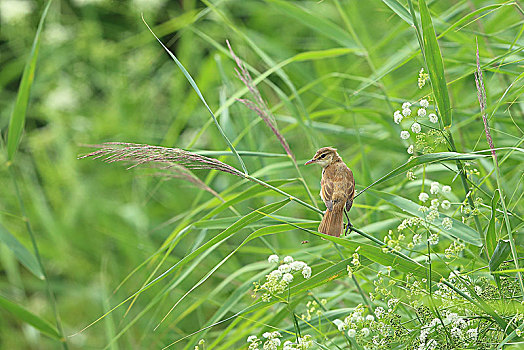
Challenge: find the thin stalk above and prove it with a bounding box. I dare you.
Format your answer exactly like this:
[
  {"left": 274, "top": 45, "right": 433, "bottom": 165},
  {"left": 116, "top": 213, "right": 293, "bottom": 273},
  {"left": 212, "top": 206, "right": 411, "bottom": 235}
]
[{"left": 8, "top": 165, "right": 68, "bottom": 349}]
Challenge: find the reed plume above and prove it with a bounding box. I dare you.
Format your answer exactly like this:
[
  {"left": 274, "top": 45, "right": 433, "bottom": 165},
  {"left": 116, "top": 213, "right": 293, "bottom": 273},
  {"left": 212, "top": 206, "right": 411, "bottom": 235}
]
[
  {"left": 79, "top": 142, "right": 246, "bottom": 178},
  {"left": 227, "top": 41, "right": 294, "bottom": 161}
]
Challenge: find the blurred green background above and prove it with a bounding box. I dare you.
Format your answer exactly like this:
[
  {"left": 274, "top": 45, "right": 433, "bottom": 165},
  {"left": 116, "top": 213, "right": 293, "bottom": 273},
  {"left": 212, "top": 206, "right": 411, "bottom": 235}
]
[{"left": 1, "top": 0, "right": 523, "bottom": 349}]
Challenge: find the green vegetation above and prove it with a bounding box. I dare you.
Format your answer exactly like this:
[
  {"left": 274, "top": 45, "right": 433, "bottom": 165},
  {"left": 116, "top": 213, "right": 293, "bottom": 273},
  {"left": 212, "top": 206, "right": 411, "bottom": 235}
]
[{"left": 1, "top": 0, "right": 523, "bottom": 349}]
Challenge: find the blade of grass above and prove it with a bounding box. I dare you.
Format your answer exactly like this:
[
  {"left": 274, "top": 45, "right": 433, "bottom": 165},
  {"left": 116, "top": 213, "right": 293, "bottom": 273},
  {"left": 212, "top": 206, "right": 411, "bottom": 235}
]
[
  {"left": 0, "top": 224, "right": 44, "bottom": 279},
  {"left": 0, "top": 294, "right": 61, "bottom": 340},
  {"left": 6, "top": 1, "right": 52, "bottom": 161}
]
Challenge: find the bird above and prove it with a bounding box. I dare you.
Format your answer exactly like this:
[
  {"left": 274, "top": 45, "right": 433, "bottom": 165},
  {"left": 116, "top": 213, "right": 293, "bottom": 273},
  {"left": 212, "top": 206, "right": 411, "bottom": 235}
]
[{"left": 305, "top": 147, "right": 355, "bottom": 237}]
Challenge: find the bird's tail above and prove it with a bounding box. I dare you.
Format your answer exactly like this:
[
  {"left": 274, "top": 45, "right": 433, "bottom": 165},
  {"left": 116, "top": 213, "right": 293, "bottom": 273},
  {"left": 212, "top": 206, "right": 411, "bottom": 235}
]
[{"left": 318, "top": 207, "right": 344, "bottom": 237}]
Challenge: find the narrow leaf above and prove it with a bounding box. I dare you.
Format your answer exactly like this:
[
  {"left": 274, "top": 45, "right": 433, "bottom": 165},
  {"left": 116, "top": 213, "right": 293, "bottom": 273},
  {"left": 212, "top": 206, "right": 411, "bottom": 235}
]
[
  {"left": 489, "top": 240, "right": 511, "bottom": 272},
  {"left": 419, "top": 0, "right": 452, "bottom": 127},
  {"left": 0, "top": 224, "right": 44, "bottom": 279},
  {"left": 7, "top": 1, "right": 52, "bottom": 160},
  {"left": 0, "top": 294, "right": 61, "bottom": 340},
  {"left": 486, "top": 190, "right": 500, "bottom": 258},
  {"left": 382, "top": 0, "right": 413, "bottom": 25}
]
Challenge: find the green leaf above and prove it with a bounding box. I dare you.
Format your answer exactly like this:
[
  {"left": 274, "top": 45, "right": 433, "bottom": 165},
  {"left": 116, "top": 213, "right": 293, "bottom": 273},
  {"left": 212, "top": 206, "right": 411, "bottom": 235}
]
[
  {"left": 0, "top": 224, "right": 43, "bottom": 279},
  {"left": 382, "top": 0, "right": 413, "bottom": 25},
  {"left": 418, "top": 0, "right": 452, "bottom": 127},
  {"left": 294, "top": 48, "right": 357, "bottom": 62},
  {"left": 369, "top": 190, "right": 482, "bottom": 246},
  {"left": 497, "top": 321, "right": 524, "bottom": 349},
  {"left": 267, "top": 0, "right": 358, "bottom": 49},
  {"left": 489, "top": 240, "right": 511, "bottom": 272},
  {"left": 7, "top": 1, "right": 52, "bottom": 161},
  {"left": 486, "top": 190, "right": 500, "bottom": 258},
  {"left": 0, "top": 294, "right": 61, "bottom": 340},
  {"left": 357, "top": 152, "right": 487, "bottom": 198}
]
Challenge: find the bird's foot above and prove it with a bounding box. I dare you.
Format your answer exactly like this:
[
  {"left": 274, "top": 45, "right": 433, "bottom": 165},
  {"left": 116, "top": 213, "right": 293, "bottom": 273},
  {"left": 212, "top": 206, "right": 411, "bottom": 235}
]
[{"left": 343, "top": 221, "right": 354, "bottom": 236}]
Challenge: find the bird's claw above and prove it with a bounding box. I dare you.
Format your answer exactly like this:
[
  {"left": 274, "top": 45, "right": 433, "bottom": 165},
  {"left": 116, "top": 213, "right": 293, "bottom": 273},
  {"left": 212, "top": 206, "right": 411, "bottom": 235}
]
[{"left": 343, "top": 221, "right": 353, "bottom": 236}]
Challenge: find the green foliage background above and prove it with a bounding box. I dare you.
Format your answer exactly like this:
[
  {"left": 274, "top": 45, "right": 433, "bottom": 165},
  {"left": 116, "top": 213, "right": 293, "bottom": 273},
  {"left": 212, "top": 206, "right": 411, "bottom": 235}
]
[{"left": 0, "top": 0, "right": 523, "bottom": 349}]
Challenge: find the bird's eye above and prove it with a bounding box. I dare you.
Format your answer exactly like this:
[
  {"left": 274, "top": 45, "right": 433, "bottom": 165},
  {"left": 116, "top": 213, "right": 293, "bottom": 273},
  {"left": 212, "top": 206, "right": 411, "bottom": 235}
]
[{"left": 319, "top": 154, "right": 326, "bottom": 159}]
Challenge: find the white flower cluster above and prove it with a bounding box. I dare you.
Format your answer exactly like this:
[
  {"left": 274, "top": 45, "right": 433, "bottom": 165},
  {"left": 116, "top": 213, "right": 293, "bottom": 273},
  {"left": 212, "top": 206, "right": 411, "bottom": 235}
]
[
  {"left": 418, "top": 182, "right": 454, "bottom": 231},
  {"left": 283, "top": 335, "right": 313, "bottom": 350},
  {"left": 417, "top": 310, "right": 479, "bottom": 349},
  {"left": 393, "top": 99, "right": 438, "bottom": 153},
  {"left": 444, "top": 240, "right": 466, "bottom": 259},
  {"left": 247, "top": 332, "right": 313, "bottom": 350},
  {"left": 333, "top": 303, "right": 399, "bottom": 348},
  {"left": 257, "top": 255, "right": 312, "bottom": 301}
]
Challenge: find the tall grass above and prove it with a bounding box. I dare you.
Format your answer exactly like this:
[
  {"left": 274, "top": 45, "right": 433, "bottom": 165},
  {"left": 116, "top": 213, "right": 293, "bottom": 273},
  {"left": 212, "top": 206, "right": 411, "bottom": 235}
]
[{"left": 0, "top": 0, "right": 523, "bottom": 349}]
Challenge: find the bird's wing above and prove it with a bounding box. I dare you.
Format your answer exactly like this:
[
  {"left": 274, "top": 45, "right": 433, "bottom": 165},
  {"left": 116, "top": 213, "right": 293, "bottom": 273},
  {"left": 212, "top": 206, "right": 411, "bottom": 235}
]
[{"left": 321, "top": 165, "right": 353, "bottom": 210}]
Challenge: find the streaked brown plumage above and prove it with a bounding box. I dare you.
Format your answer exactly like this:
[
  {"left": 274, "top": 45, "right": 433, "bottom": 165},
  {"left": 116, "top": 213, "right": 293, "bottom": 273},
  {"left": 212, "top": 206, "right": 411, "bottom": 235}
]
[{"left": 305, "top": 147, "right": 354, "bottom": 237}]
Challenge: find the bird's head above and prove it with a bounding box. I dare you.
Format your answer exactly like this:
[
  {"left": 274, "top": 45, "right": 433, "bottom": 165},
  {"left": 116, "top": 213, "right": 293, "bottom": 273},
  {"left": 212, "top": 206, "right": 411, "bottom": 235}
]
[{"left": 304, "top": 147, "right": 339, "bottom": 168}]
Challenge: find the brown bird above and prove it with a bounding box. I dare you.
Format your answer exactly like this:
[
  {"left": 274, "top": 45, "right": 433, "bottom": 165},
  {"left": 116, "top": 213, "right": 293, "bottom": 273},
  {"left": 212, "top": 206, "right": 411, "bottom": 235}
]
[{"left": 305, "top": 147, "right": 355, "bottom": 237}]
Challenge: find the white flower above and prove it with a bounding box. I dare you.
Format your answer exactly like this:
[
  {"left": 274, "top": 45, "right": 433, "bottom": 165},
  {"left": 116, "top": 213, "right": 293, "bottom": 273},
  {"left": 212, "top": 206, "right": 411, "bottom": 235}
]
[
  {"left": 0, "top": 0, "right": 32, "bottom": 23},
  {"left": 268, "top": 255, "right": 279, "bottom": 263},
  {"left": 451, "top": 327, "right": 463, "bottom": 339},
  {"left": 44, "top": 83, "right": 79, "bottom": 111},
  {"left": 247, "top": 335, "right": 258, "bottom": 343},
  {"left": 442, "top": 217, "right": 453, "bottom": 230},
  {"left": 269, "top": 269, "right": 282, "bottom": 279},
  {"left": 302, "top": 266, "right": 312, "bottom": 279},
  {"left": 411, "top": 122, "right": 421, "bottom": 133},
  {"left": 441, "top": 200, "right": 451, "bottom": 210},
  {"left": 417, "top": 108, "right": 427, "bottom": 117},
  {"left": 466, "top": 328, "right": 478, "bottom": 340},
  {"left": 402, "top": 102, "right": 412, "bottom": 109},
  {"left": 418, "top": 192, "right": 429, "bottom": 202},
  {"left": 429, "top": 113, "right": 438, "bottom": 123},
  {"left": 426, "top": 339, "right": 438, "bottom": 350},
  {"left": 278, "top": 264, "right": 291, "bottom": 273},
  {"left": 394, "top": 110, "right": 403, "bottom": 124},
  {"left": 282, "top": 273, "right": 294, "bottom": 283},
  {"left": 407, "top": 144, "right": 414, "bottom": 154},
  {"left": 402, "top": 108, "right": 412, "bottom": 117},
  {"left": 263, "top": 338, "right": 280, "bottom": 349},
  {"left": 366, "top": 315, "right": 374, "bottom": 322},
  {"left": 333, "top": 319, "right": 346, "bottom": 331},
  {"left": 347, "top": 329, "right": 356, "bottom": 337},
  {"left": 263, "top": 332, "right": 271, "bottom": 338},
  {"left": 387, "top": 298, "right": 399, "bottom": 308},
  {"left": 400, "top": 130, "right": 410, "bottom": 139},
  {"left": 420, "top": 99, "right": 429, "bottom": 108},
  {"left": 44, "top": 23, "right": 73, "bottom": 45},
  {"left": 290, "top": 261, "right": 306, "bottom": 271},
  {"left": 442, "top": 185, "right": 451, "bottom": 193},
  {"left": 430, "top": 198, "right": 439, "bottom": 209},
  {"left": 430, "top": 182, "right": 440, "bottom": 194},
  {"left": 374, "top": 307, "right": 385, "bottom": 319},
  {"left": 361, "top": 328, "right": 370, "bottom": 337},
  {"left": 283, "top": 256, "right": 294, "bottom": 264}
]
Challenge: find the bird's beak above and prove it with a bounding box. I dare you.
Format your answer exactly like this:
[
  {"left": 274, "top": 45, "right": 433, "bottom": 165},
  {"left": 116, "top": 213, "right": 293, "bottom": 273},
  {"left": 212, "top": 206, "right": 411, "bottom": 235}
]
[{"left": 304, "top": 158, "right": 315, "bottom": 165}]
